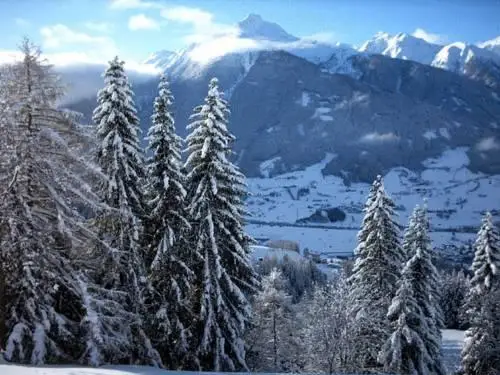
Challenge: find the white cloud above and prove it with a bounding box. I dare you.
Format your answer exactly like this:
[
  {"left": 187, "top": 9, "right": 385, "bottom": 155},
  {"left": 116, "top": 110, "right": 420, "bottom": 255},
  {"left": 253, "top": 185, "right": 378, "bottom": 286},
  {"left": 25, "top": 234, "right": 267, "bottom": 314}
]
[
  {"left": 161, "top": 6, "right": 213, "bottom": 25},
  {"left": 84, "top": 21, "right": 113, "bottom": 33},
  {"left": 160, "top": 6, "right": 238, "bottom": 43},
  {"left": 109, "top": 0, "right": 161, "bottom": 9},
  {"left": 476, "top": 137, "right": 500, "bottom": 151},
  {"left": 411, "top": 28, "right": 447, "bottom": 44},
  {"left": 38, "top": 24, "right": 122, "bottom": 66},
  {"left": 15, "top": 18, "right": 30, "bottom": 28},
  {"left": 128, "top": 14, "right": 160, "bottom": 31},
  {"left": 40, "top": 24, "right": 116, "bottom": 50},
  {"left": 188, "top": 35, "right": 260, "bottom": 63},
  {"left": 360, "top": 132, "right": 400, "bottom": 143}
]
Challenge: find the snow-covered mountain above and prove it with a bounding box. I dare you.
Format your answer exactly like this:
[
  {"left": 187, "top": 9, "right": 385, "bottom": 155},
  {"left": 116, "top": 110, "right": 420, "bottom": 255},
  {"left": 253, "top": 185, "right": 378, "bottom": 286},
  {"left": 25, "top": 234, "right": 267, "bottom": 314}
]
[
  {"left": 359, "top": 32, "right": 442, "bottom": 65},
  {"left": 431, "top": 42, "right": 500, "bottom": 73},
  {"left": 142, "top": 15, "right": 500, "bottom": 92},
  {"left": 237, "top": 13, "right": 298, "bottom": 42},
  {"left": 144, "top": 14, "right": 358, "bottom": 80},
  {"left": 478, "top": 36, "right": 500, "bottom": 56},
  {"left": 358, "top": 31, "right": 500, "bottom": 79}
]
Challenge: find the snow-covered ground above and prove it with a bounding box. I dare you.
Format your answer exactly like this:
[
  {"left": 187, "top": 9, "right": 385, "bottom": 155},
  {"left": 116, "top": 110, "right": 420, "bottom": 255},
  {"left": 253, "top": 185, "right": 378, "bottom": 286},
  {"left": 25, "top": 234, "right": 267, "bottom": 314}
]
[
  {"left": 442, "top": 329, "right": 465, "bottom": 374},
  {"left": 0, "top": 366, "right": 222, "bottom": 375},
  {"left": 249, "top": 245, "right": 303, "bottom": 262},
  {"left": 246, "top": 148, "right": 499, "bottom": 255},
  {"left": 0, "top": 330, "right": 465, "bottom": 375}
]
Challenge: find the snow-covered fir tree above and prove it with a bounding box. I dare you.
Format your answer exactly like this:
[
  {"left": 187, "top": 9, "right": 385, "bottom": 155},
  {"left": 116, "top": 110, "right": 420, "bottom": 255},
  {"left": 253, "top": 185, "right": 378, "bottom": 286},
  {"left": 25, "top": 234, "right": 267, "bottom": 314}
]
[
  {"left": 380, "top": 205, "right": 445, "bottom": 375},
  {"left": 461, "top": 212, "right": 500, "bottom": 375},
  {"left": 402, "top": 203, "right": 419, "bottom": 262},
  {"left": 246, "top": 268, "right": 298, "bottom": 372},
  {"left": 301, "top": 272, "right": 359, "bottom": 373},
  {"left": 379, "top": 275, "right": 432, "bottom": 375},
  {"left": 91, "top": 56, "right": 159, "bottom": 365},
  {"left": 143, "top": 75, "right": 194, "bottom": 368},
  {"left": 347, "top": 175, "right": 403, "bottom": 369},
  {"left": 0, "top": 39, "right": 104, "bottom": 364},
  {"left": 467, "top": 212, "right": 500, "bottom": 294},
  {"left": 184, "top": 78, "right": 259, "bottom": 371},
  {"left": 93, "top": 56, "right": 146, "bottom": 218}
]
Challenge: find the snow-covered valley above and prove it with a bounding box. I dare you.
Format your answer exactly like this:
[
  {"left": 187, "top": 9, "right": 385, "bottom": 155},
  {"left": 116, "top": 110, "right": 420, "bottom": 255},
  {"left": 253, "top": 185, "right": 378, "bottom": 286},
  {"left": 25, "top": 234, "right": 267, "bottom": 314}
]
[{"left": 246, "top": 148, "right": 500, "bottom": 256}]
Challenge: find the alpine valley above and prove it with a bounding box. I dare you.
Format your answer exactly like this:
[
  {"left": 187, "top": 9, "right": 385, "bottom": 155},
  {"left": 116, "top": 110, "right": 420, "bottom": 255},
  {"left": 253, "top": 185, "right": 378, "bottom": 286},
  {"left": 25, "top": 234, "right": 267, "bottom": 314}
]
[{"left": 67, "top": 14, "right": 500, "bottom": 257}]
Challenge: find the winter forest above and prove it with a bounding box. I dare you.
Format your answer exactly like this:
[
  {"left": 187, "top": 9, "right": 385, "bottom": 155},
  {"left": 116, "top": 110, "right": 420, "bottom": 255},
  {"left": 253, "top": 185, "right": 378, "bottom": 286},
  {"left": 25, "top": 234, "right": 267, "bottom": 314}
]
[{"left": 0, "top": 40, "right": 499, "bottom": 375}]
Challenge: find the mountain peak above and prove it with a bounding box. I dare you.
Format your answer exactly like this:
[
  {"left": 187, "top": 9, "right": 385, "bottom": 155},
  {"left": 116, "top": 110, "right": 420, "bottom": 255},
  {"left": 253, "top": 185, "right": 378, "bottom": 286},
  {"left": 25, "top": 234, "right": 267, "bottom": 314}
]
[
  {"left": 478, "top": 36, "right": 500, "bottom": 56},
  {"left": 237, "top": 13, "right": 298, "bottom": 42},
  {"left": 240, "top": 13, "right": 263, "bottom": 24},
  {"left": 359, "top": 31, "right": 442, "bottom": 65}
]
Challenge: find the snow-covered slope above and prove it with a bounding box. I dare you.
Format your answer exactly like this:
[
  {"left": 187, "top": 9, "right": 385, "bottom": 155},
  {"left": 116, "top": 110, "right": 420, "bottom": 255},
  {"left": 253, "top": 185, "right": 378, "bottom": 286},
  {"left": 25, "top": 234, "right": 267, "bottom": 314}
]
[
  {"left": 250, "top": 245, "right": 303, "bottom": 262},
  {"left": 246, "top": 149, "right": 500, "bottom": 256},
  {"left": 143, "top": 49, "right": 179, "bottom": 70}
]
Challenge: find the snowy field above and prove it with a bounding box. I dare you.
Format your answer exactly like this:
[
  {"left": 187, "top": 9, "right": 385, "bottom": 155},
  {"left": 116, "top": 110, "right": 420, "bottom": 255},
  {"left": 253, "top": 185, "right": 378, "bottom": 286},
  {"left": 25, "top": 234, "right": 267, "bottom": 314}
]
[
  {"left": 246, "top": 148, "right": 499, "bottom": 254},
  {"left": 0, "top": 330, "right": 465, "bottom": 375}
]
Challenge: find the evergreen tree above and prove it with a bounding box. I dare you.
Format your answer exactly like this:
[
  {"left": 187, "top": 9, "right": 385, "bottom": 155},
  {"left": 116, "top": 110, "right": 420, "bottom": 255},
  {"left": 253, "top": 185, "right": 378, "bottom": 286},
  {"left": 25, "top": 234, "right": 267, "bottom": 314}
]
[
  {"left": 184, "top": 78, "right": 259, "bottom": 371},
  {"left": 461, "top": 212, "right": 500, "bottom": 375},
  {"left": 347, "top": 175, "right": 403, "bottom": 369},
  {"left": 93, "top": 56, "right": 145, "bottom": 218},
  {"left": 379, "top": 276, "right": 432, "bottom": 375},
  {"left": 402, "top": 205, "right": 419, "bottom": 262},
  {"left": 0, "top": 39, "right": 103, "bottom": 364},
  {"left": 246, "top": 269, "right": 297, "bottom": 372},
  {"left": 143, "top": 75, "right": 194, "bottom": 368},
  {"left": 381, "top": 205, "right": 445, "bottom": 375},
  {"left": 468, "top": 212, "right": 500, "bottom": 293},
  {"left": 91, "top": 56, "right": 159, "bottom": 365}
]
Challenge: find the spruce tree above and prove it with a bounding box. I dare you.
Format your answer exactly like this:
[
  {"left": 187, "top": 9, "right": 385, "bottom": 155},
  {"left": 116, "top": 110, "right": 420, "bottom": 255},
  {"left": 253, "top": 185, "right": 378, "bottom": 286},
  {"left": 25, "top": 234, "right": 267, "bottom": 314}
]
[
  {"left": 91, "top": 56, "right": 159, "bottom": 365},
  {"left": 347, "top": 175, "right": 403, "bottom": 369},
  {"left": 380, "top": 205, "right": 445, "bottom": 375},
  {"left": 468, "top": 212, "right": 500, "bottom": 293},
  {"left": 461, "top": 212, "right": 500, "bottom": 375},
  {"left": 402, "top": 205, "right": 419, "bottom": 262},
  {"left": 184, "top": 78, "right": 259, "bottom": 371},
  {"left": 143, "top": 75, "right": 194, "bottom": 368},
  {"left": 0, "top": 39, "right": 103, "bottom": 364},
  {"left": 379, "top": 276, "right": 432, "bottom": 375}
]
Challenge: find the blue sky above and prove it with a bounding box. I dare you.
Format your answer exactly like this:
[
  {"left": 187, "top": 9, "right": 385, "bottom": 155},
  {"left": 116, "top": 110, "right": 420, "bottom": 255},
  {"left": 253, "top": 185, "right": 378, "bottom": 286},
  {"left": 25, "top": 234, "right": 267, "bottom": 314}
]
[{"left": 1, "top": 0, "right": 499, "bottom": 66}]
